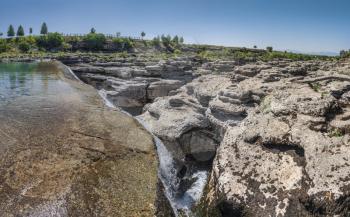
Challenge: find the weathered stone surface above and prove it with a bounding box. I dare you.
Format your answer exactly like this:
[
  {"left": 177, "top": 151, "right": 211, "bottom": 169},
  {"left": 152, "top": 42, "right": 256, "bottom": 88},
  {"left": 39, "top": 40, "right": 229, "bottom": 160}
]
[
  {"left": 147, "top": 79, "right": 184, "bottom": 100},
  {"left": 0, "top": 62, "right": 158, "bottom": 217},
  {"left": 207, "top": 63, "right": 350, "bottom": 217},
  {"left": 58, "top": 53, "right": 350, "bottom": 216}
]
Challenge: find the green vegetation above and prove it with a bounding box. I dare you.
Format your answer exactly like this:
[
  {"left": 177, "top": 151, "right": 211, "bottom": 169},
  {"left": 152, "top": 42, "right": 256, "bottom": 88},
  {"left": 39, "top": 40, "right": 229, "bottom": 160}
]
[
  {"left": 151, "top": 34, "right": 184, "bottom": 52},
  {"left": 40, "top": 22, "right": 48, "bottom": 35},
  {"left": 329, "top": 128, "right": 344, "bottom": 138},
  {"left": 0, "top": 23, "right": 340, "bottom": 62},
  {"left": 7, "top": 25, "right": 15, "bottom": 37},
  {"left": 340, "top": 50, "right": 350, "bottom": 58},
  {"left": 112, "top": 37, "right": 134, "bottom": 50},
  {"left": 83, "top": 33, "right": 106, "bottom": 50},
  {"left": 36, "top": 32, "right": 64, "bottom": 50},
  {"left": 141, "top": 31, "right": 146, "bottom": 39},
  {"left": 310, "top": 82, "right": 321, "bottom": 92},
  {"left": 16, "top": 25, "right": 25, "bottom": 37},
  {"left": 195, "top": 46, "right": 334, "bottom": 62}
]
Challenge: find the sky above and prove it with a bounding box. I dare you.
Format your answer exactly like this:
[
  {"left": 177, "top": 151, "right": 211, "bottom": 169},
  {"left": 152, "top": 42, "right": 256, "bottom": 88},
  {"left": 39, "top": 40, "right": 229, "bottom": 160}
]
[{"left": 0, "top": 0, "right": 349, "bottom": 54}]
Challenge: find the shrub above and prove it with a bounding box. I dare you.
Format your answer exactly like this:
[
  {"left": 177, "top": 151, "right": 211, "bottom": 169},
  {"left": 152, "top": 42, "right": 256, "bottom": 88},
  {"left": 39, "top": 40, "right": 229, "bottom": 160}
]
[
  {"left": 19, "top": 41, "right": 30, "bottom": 52},
  {"left": 36, "top": 32, "right": 64, "bottom": 50},
  {"left": 83, "top": 33, "right": 106, "bottom": 50},
  {"left": 112, "top": 37, "right": 134, "bottom": 51},
  {"left": 0, "top": 39, "right": 9, "bottom": 52},
  {"left": 152, "top": 36, "right": 161, "bottom": 46}
]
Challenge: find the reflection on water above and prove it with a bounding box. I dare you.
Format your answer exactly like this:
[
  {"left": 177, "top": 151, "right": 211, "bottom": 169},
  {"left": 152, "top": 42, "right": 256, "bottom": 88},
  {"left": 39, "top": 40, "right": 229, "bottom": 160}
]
[{"left": 0, "top": 62, "right": 70, "bottom": 103}]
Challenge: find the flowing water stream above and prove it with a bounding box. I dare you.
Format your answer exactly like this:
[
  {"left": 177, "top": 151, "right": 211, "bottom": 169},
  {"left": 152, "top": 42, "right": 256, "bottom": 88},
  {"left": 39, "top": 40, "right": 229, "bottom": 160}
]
[{"left": 98, "top": 89, "right": 208, "bottom": 216}]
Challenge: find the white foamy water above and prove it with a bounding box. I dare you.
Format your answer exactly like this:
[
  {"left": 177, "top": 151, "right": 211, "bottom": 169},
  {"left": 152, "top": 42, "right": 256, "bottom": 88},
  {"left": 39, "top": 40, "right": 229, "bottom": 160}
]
[{"left": 98, "top": 89, "right": 208, "bottom": 216}]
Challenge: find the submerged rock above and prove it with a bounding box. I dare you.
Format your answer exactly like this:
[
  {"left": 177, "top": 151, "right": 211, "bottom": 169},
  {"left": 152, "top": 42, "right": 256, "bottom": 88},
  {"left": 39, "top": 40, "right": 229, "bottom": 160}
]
[{"left": 0, "top": 62, "right": 158, "bottom": 217}]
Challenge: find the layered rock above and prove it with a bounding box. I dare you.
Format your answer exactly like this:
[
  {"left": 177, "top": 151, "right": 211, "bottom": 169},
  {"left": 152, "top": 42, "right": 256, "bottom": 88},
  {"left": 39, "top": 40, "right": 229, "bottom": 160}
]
[
  {"left": 68, "top": 58, "right": 196, "bottom": 115},
  {"left": 61, "top": 53, "right": 350, "bottom": 216},
  {"left": 137, "top": 57, "right": 350, "bottom": 216}
]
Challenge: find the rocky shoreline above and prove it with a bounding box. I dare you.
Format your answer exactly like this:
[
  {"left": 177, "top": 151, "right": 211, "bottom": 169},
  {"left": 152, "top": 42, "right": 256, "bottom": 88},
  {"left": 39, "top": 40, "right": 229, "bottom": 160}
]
[{"left": 1, "top": 53, "right": 350, "bottom": 216}]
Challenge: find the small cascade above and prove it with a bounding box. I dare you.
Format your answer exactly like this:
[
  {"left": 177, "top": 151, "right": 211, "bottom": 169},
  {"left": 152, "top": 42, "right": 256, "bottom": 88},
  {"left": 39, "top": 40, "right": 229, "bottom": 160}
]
[{"left": 98, "top": 89, "right": 208, "bottom": 216}]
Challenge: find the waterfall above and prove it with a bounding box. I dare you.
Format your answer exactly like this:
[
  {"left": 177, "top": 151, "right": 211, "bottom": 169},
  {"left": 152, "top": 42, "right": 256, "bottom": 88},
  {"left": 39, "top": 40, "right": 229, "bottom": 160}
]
[{"left": 98, "top": 89, "right": 208, "bottom": 216}]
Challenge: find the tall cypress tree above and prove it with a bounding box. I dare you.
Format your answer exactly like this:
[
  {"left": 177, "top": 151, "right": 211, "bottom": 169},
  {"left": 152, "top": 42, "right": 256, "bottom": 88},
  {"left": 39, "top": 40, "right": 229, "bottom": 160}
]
[
  {"left": 17, "top": 25, "right": 25, "bottom": 36},
  {"left": 40, "top": 22, "right": 48, "bottom": 35},
  {"left": 7, "top": 25, "right": 15, "bottom": 37},
  {"left": 29, "top": 27, "right": 33, "bottom": 35}
]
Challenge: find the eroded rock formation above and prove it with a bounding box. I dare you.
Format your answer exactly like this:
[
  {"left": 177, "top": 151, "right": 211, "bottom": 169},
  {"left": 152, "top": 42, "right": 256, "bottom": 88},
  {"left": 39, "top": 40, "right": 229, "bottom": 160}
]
[{"left": 62, "top": 54, "right": 350, "bottom": 216}]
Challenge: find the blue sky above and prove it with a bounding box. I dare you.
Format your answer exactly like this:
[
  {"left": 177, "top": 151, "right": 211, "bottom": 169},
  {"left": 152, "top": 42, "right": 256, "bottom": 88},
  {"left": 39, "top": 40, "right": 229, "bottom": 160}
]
[{"left": 0, "top": 0, "right": 349, "bottom": 53}]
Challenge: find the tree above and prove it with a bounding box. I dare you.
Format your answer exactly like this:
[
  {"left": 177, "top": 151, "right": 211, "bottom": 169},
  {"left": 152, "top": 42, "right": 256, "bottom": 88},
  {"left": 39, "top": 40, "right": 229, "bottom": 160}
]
[
  {"left": 266, "top": 46, "right": 273, "bottom": 52},
  {"left": 29, "top": 27, "right": 33, "bottom": 35},
  {"left": 36, "top": 32, "right": 64, "bottom": 50},
  {"left": 179, "top": 37, "right": 184, "bottom": 44},
  {"left": 40, "top": 22, "right": 48, "bottom": 35},
  {"left": 7, "top": 25, "right": 15, "bottom": 37},
  {"left": 0, "top": 32, "right": 3, "bottom": 37},
  {"left": 90, "top": 28, "right": 96, "bottom": 34},
  {"left": 141, "top": 31, "right": 146, "bottom": 39},
  {"left": 173, "top": 35, "right": 179, "bottom": 44},
  {"left": 83, "top": 33, "right": 106, "bottom": 50},
  {"left": 152, "top": 36, "right": 161, "bottom": 46},
  {"left": 253, "top": 45, "right": 257, "bottom": 49},
  {"left": 17, "top": 25, "right": 25, "bottom": 36}
]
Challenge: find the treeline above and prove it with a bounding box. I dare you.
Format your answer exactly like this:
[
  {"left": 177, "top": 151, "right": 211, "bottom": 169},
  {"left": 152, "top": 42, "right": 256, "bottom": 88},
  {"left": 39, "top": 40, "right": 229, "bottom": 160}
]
[
  {"left": 0, "top": 23, "right": 186, "bottom": 53},
  {"left": 0, "top": 32, "right": 136, "bottom": 53},
  {"left": 151, "top": 35, "right": 184, "bottom": 52},
  {"left": 1, "top": 23, "right": 47, "bottom": 37},
  {"left": 340, "top": 50, "right": 350, "bottom": 58}
]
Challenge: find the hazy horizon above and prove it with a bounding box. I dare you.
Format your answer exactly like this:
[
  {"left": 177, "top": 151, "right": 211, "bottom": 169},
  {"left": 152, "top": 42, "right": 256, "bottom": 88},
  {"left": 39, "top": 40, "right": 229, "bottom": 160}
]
[{"left": 1, "top": 0, "right": 349, "bottom": 54}]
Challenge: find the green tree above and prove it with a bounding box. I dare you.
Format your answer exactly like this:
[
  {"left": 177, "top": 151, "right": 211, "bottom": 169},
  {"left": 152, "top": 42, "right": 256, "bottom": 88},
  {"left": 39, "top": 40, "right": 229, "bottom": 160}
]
[
  {"left": 141, "top": 31, "right": 146, "bottom": 39},
  {"left": 0, "top": 32, "right": 3, "bottom": 37},
  {"left": 40, "top": 22, "right": 48, "bottom": 35},
  {"left": 16, "top": 25, "right": 25, "bottom": 36},
  {"left": 83, "top": 33, "right": 106, "bottom": 50},
  {"left": 173, "top": 35, "right": 179, "bottom": 44},
  {"left": 7, "top": 25, "right": 15, "bottom": 37},
  {"left": 36, "top": 32, "right": 64, "bottom": 50},
  {"left": 152, "top": 36, "right": 161, "bottom": 46},
  {"left": 90, "top": 28, "right": 96, "bottom": 34},
  {"left": 253, "top": 45, "right": 257, "bottom": 49},
  {"left": 179, "top": 37, "right": 184, "bottom": 44},
  {"left": 29, "top": 27, "right": 33, "bottom": 35},
  {"left": 266, "top": 46, "right": 273, "bottom": 52}
]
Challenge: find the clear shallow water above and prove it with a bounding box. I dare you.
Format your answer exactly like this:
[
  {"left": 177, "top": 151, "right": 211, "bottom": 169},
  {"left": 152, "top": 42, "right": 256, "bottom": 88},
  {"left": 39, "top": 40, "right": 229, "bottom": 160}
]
[
  {"left": 0, "top": 62, "right": 73, "bottom": 103},
  {"left": 0, "top": 62, "right": 206, "bottom": 216}
]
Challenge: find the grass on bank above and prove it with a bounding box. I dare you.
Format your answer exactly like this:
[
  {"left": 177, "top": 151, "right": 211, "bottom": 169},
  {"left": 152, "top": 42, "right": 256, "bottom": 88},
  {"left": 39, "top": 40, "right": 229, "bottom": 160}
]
[{"left": 0, "top": 33, "right": 341, "bottom": 62}]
